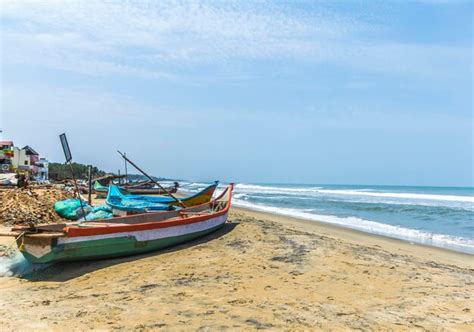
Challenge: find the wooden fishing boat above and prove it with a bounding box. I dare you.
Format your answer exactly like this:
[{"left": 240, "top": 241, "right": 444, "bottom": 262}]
[
  {"left": 93, "top": 181, "right": 109, "bottom": 198},
  {"left": 123, "top": 180, "right": 156, "bottom": 190},
  {"left": 5, "top": 184, "right": 233, "bottom": 263},
  {"left": 126, "top": 186, "right": 178, "bottom": 195},
  {"left": 93, "top": 174, "right": 126, "bottom": 186},
  {"left": 93, "top": 181, "right": 180, "bottom": 198},
  {"left": 106, "top": 182, "right": 218, "bottom": 214}
]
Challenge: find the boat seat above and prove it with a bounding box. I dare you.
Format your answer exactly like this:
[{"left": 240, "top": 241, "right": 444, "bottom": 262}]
[
  {"left": 212, "top": 201, "right": 226, "bottom": 211},
  {"left": 178, "top": 210, "right": 213, "bottom": 218}
]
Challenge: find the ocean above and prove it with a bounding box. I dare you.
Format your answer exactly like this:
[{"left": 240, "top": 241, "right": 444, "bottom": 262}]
[{"left": 181, "top": 182, "right": 474, "bottom": 254}]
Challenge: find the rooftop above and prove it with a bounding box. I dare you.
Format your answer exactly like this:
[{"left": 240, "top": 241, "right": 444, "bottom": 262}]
[{"left": 22, "top": 145, "right": 39, "bottom": 155}]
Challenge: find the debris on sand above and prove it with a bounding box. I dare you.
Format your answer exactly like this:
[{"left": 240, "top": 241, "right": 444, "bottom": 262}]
[{"left": 0, "top": 188, "right": 73, "bottom": 225}]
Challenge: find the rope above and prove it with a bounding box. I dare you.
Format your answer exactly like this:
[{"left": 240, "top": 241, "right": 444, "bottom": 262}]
[{"left": 0, "top": 231, "right": 26, "bottom": 257}]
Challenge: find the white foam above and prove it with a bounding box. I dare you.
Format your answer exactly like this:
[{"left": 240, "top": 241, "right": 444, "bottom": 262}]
[
  {"left": 235, "top": 183, "right": 322, "bottom": 194},
  {"left": 234, "top": 184, "right": 474, "bottom": 204},
  {"left": 233, "top": 193, "right": 247, "bottom": 199},
  {"left": 327, "top": 198, "right": 473, "bottom": 211},
  {"left": 233, "top": 199, "right": 474, "bottom": 255},
  {"left": 234, "top": 193, "right": 317, "bottom": 201},
  {"left": 184, "top": 182, "right": 212, "bottom": 188},
  {"left": 316, "top": 189, "right": 474, "bottom": 203}
]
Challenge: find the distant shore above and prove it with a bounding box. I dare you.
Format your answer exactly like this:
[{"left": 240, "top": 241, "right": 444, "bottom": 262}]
[{"left": 1, "top": 206, "right": 472, "bottom": 330}]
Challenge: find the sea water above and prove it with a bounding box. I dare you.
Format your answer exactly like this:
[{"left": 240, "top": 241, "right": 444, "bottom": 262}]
[{"left": 181, "top": 182, "right": 474, "bottom": 254}]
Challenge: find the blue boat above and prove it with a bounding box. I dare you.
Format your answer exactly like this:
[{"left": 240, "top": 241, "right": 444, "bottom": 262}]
[{"left": 106, "top": 182, "right": 219, "bottom": 214}]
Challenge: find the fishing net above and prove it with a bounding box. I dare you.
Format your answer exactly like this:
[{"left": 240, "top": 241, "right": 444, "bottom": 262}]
[
  {"left": 79, "top": 205, "right": 114, "bottom": 221},
  {"left": 54, "top": 199, "right": 92, "bottom": 220}
]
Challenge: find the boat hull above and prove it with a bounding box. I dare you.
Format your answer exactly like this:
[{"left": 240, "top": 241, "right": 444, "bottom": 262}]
[
  {"left": 96, "top": 187, "right": 178, "bottom": 198},
  {"left": 19, "top": 213, "right": 228, "bottom": 264},
  {"left": 126, "top": 186, "right": 178, "bottom": 195}
]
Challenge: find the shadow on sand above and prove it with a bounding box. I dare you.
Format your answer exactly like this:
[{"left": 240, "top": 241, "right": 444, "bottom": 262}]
[{"left": 21, "top": 222, "right": 239, "bottom": 282}]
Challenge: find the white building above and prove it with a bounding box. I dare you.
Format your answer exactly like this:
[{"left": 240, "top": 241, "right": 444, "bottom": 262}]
[
  {"left": 36, "top": 158, "right": 49, "bottom": 182},
  {"left": 12, "top": 146, "right": 39, "bottom": 172}
]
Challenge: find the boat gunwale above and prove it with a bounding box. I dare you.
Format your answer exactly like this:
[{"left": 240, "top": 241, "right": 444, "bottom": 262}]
[
  {"left": 14, "top": 184, "right": 231, "bottom": 239},
  {"left": 65, "top": 184, "right": 232, "bottom": 237},
  {"left": 9, "top": 184, "right": 232, "bottom": 240}
]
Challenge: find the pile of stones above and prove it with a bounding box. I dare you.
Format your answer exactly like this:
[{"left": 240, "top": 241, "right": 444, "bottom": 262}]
[{"left": 0, "top": 188, "right": 73, "bottom": 225}]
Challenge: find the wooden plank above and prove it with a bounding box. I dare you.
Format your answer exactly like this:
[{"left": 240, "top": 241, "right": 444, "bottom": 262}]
[
  {"left": 0, "top": 232, "right": 19, "bottom": 237},
  {"left": 26, "top": 232, "right": 65, "bottom": 238}
]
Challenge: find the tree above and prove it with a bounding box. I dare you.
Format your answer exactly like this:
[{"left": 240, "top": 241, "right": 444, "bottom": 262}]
[{"left": 48, "top": 162, "right": 107, "bottom": 180}]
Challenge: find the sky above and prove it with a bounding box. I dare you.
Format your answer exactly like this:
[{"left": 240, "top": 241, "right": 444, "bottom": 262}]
[{"left": 0, "top": 0, "right": 472, "bottom": 186}]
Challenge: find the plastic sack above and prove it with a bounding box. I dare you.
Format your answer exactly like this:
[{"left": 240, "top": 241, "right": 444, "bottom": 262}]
[
  {"left": 79, "top": 205, "right": 114, "bottom": 221},
  {"left": 92, "top": 205, "right": 113, "bottom": 213},
  {"left": 54, "top": 199, "right": 92, "bottom": 220}
]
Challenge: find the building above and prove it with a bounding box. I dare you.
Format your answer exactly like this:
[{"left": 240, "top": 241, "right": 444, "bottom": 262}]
[
  {"left": 36, "top": 158, "right": 49, "bottom": 182},
  {"left": 0, "top": 141, "right": 14, "bottom": 173},
  {"left": 13, "top": 145, "right": 40, "bottom": 173},
  {"left": 0, "top": 140, "right": 48, "bottom": 181}
]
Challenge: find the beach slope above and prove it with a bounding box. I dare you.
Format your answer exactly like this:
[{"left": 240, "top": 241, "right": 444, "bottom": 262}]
[{"left": 0, "top": 207, "right": 472, "bottom": 330}]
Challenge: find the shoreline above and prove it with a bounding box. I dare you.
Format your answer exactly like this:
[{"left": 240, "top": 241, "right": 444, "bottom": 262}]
[
  {"left": 232, "top": 207, "right": 474, "bottom": 268},
  {"left": 225, "top": 182, "right": 473, "bottom": 255}
]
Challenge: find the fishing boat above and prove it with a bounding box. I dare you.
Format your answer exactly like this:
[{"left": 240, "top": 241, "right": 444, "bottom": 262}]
[
  {"left": 122, "top": 180, "right": 156, "bottom": 190},
  {"left": 4, "top": 184, "right": 233, "bottom": 263},
  {"left": 106, "top": 182, "right": 218, "bottom": 215},
  {"left": 106, "top": 185, "right": 172, "bottom": 213},
  {"left": 126, "top": 185, "right": 179, "bottom": 195},
  {"left": 93, "top": 181, "right": 180, "bottom": 198},
  {"left": 93, "top": 181, "right": 109, "bottom": 198}
]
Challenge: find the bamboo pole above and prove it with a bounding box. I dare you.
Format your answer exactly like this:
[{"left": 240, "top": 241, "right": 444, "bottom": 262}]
[
  {"left": 117, "top": 151, "right": 186, "bottom": 208},
  {"left": 124, "top": 152, "right": 128, "bottom": 183},
  {"left": 87, "top": 165, "right": 92, "bottom": 205}
]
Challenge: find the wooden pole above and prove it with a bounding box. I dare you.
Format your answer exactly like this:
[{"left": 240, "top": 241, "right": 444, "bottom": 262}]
[
  {"left": 124, "top": 152, "right": 128, "bottom": 183},
  {"left": 68, "top": 162, "right": 87, "bottom": 221},
  {"left": 117, "top": 151, "right": 186, "bottom": 208},
  {"left": 87, "top": 165, "right": 92, "bottom": 205}
]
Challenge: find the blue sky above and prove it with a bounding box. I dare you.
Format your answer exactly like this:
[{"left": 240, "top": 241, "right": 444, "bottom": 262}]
[{"left": 0, "top": 1, "right": 472, "bottom": 186}]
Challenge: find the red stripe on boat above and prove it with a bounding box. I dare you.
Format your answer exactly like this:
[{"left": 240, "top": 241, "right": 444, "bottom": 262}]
[{"left": 64, "top": 184, "right": 233, "bottom": 237}]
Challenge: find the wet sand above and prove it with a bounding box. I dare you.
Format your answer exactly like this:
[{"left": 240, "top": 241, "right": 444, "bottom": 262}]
[{"left": 0, "top": 207, "right": 473, "bottom": 330}]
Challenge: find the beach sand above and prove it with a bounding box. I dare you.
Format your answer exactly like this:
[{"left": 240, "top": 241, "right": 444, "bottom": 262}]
[{"left": 0, "top": 207, "right": 473, "bottom": 330}]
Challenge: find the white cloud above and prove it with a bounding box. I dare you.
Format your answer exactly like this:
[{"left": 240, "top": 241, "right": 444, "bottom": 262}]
[
  {"left": 0, "top": 0, "right": 470, "bottom": 81},
  {"left": 1, "top": 1, "right": 336, "bottom": 61}
]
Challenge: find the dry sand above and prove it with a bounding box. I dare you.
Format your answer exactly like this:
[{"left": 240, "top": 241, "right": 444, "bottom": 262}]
[{"left": 0, "top": 207, "right": 473, "bottom": 331}]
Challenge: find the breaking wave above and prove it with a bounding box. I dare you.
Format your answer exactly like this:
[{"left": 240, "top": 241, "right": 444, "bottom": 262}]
[
  {"left": 183, "top": 181, "right": 473, "bottom": 254},
  {"left": 233, "top": 199, "right": 474, "bottom": 254},
  {"left": 316, "top": 189, "right": 474, "bottom": 203}
]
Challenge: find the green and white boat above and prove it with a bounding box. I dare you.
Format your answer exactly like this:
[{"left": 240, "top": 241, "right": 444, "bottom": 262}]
[{"left": 5, "top": 184, "right": 233, "bottom": 264}]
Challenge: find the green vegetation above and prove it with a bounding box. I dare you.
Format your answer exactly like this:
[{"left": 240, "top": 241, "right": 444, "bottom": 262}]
[
  {"left": 49, "top": 162, "right": 108, "bottom": 180},
  {"left": 48, "top": 162, "right": 181, "bottom": 181}
]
